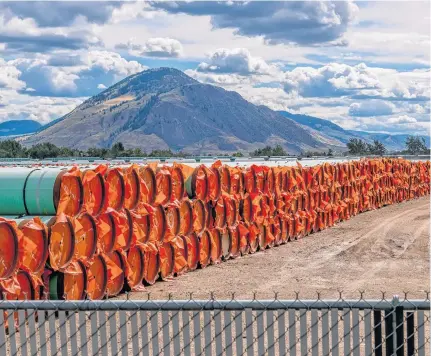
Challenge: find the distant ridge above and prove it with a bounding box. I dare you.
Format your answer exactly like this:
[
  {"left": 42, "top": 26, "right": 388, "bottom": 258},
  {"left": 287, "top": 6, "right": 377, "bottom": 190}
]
[
  {"left": 0, "top": 120, "right": 42, "bottom": 137},
  {"left": 278, "top": 111, "right": 430, "bottom": 151}
]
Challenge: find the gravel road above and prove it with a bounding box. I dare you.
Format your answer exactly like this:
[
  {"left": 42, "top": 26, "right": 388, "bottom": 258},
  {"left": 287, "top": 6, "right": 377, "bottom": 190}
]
[{"left": 124, "top": 196, "right": 430, "bottom": 300}]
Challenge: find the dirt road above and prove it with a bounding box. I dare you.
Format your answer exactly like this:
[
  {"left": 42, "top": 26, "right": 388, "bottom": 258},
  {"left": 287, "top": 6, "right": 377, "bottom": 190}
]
[{"left": 127, "top": 196, "right": 430, "bottom": 300}]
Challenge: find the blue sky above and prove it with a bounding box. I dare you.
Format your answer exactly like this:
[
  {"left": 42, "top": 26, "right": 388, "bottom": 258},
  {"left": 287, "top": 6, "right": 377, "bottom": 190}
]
[{"left": 0, "top": 1, "right": 429, "bottom": 135}]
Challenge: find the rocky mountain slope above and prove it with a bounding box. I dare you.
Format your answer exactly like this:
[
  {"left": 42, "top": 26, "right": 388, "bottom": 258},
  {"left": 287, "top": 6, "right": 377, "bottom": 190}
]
[{"left": 24, "top": 68, "right": 343, "bottom": 154}]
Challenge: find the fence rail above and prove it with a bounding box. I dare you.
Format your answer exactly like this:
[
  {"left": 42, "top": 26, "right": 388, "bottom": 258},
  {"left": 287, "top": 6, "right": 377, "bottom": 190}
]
[{"left": 0, "top": 296, "right": 429, "bottom": 356}]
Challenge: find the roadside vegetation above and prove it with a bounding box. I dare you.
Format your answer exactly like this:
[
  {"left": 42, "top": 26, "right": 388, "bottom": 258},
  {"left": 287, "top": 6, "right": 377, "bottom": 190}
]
[{"left": 0, "top": 136, "right": 428, "bottom": 159}]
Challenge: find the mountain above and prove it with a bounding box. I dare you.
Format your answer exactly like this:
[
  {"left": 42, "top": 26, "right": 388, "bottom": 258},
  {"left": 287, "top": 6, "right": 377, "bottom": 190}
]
[
  {"left": 0, "top": 120, "right": 42, "bottom": 137},
  {"left": 24, "top": 68, "right": 343, "bottom": 154},
  {"left": 278, "top": 111, "right": 429, "bottom": 152}
]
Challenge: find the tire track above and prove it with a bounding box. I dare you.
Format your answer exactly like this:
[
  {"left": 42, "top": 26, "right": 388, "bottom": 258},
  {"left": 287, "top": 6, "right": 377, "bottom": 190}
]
[{"left": 309, "top": 201, "right": 429, "bottom": 268}]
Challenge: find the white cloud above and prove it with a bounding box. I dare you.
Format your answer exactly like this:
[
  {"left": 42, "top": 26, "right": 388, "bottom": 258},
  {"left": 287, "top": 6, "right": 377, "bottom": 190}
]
[
  {"left": 47, "top": 67, "right": 80, "bottom": 92},
  {"left": 97, "top": 83, "right": 107, "bottom": 89},
  {"left": 407, "top": 103, "right": 428, "bottom": 114},
  {"left": 0, "top": 58, "right": 26, "bottom": 90},
  {"left": 0, "top": 92, "right": 84, "bottom": 124},
  {"left": 197, "top": 48, "right": 277, "bottom": 75},
  {"left": 117, "top": 37, "right": 183, "bottom": 58},
  {"left": 387, "top": 115, "right": 417, "bottom": 124},
  {"left": 349, "top": 100, "right": 395, "bottom": 117},
  {"left": 390, "top": 80, "right": 430, "bottom": 100},
  {"left": 283, "top": 62, "right": 381, "bottom": 97},
  {"left": 83, "top": 50, "right": 146, "bottom": 78},
  {"left": 109, "top": 2, "right": 159, "bottom": 24}
]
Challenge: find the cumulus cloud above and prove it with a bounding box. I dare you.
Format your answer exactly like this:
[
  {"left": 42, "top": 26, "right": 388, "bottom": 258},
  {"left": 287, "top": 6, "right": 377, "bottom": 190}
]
[
  {"left": 280, "top": 63, "right": 430, "bottom": 105},
  {"left": 110, "top": 2, "right": 160, "bottom": 24},
  {"left": 0, "top": 94, "right": 84, "bottom": 124},
  {"left": 151, "top": 1, "right": 357, "bottom": 46},
  {"left": 283, "top": 63, "right": 381, "bottom": 97},
  {"left": 97, "top": 84, "right": 107, "bottom": 89},
  {"left": 82, "top": 51, "right": 146, "bottom": 77},
  {"left": 197, "top": 48, "right": 276, "bottom": 75},
  {"left": 349, "top": 68, "right": 431, "bottom": 101},
  {"left": 390, "top": 81, "right": 430, "bottom": 100},
  {"left": 387, "top": 115, "right": 417, "bottom": 124},
  {"left": 407, "top": 103, "right": 429, "bottom": 114},
  {"left": 348, "top": 100, "right": 395, "bottom": 117},
  {"left": 0, "top": 58, "right": 26, "bottom": 90},
  {"left": 116, "top": 37, "right": 183, "bottom": 58}
]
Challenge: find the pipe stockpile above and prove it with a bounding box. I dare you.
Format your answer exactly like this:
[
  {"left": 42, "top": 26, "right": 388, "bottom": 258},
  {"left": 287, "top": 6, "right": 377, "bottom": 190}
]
[{"left": 0, "top": 158, "right": 429, "bottom": 300}]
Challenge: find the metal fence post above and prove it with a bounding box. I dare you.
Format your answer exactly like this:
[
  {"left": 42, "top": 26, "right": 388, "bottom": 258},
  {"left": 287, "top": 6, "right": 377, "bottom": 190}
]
[
  {"left": 394, "top": 296, "right": 404, "bottom": 356},
  {"left": 406, "top": 312, "right": 415, "bottom": 356},
  {"left": 385, "top": 308, "right": 394, "bottom": 356},
  {"left": 374, "top": 310, "right": 383, "bottom": 356}
]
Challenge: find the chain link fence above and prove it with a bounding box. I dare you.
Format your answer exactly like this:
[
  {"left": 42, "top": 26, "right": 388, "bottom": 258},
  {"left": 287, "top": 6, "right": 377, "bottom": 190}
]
[{"left": 0, "top": 293, "right": 429, "bottom": 356}]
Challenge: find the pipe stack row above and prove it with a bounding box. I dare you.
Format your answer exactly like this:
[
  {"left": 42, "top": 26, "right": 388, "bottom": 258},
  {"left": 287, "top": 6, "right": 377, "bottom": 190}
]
[{"left": 0, "top": 158, "right": 429, "bottom": 300}]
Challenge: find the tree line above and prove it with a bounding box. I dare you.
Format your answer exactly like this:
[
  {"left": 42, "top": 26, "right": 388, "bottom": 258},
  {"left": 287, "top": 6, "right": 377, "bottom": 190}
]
[
  {"left": 346, "top": 136, "right": 428, "bottom": 156},
  {"left": 0, "top": 141, "right": 182, "bottom": 159},
  {"left": 0, "top": 141, "right": 290, "bottom": 159},
  {"left": 0, "top": 136, "right": 427, "bottom": 159}
]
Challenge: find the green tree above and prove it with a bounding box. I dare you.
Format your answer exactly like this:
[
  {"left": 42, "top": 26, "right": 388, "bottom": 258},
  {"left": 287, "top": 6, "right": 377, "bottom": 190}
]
[
  {"left": 0, "top": 140, "right": 26, "bottom": 157},
  {"left": 132, "top": 148, "right": 144, "bottom": 157},
  {"left": 347, "top": 138, "right": 368, "bottom": 155},
  {"left": 27, "top": 143, "right": 60, "bottom": 159},
  {"left": 148, "top": 149, "right": 175, "bottom": 157},
  {"left": 405, "top": 136, "right": 428, "bottom": 155},
  {"left": 369, "top": 140, "right": 386, "bottom": 156},
  {"left": 271, "top": 144, "right": 288, "bottom": 156},
  {"left": 111, "top": 142, "right": 125, "bottom": 156},
  {"left": 86, "top": 147, "right": 109, "bottom": 158},
  {"left": 252, "top": 146, "right": 272, "bottom": 156},
  {"left": 0, "top": 148, "right": 14, "bottom": 158},
  {"left": 232, "top": 152, "right": 244, "bottom": 157},
  {"left": 251, "top": 145, "right": 287, "bottom": 157}
]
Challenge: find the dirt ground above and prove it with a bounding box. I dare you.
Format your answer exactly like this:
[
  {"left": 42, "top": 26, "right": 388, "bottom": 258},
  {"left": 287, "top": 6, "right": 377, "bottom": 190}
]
[{"left": 126, "top": 196, "right": 430, "bottom": 300}]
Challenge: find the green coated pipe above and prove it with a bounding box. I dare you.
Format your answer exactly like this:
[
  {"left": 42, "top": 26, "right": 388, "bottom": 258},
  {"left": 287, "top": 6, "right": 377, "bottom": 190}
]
[
  {"left": 0, "top": 168, "right": 38, "bottom": 215},
  {"left": 184, "top": 173, "right": 193, "bottom": 198},
  {"left": 25, "top": 168, "right": 66, "bottom": 215},
  {"left": 0, "top": 167, "right": 69, "bottom": 216}
]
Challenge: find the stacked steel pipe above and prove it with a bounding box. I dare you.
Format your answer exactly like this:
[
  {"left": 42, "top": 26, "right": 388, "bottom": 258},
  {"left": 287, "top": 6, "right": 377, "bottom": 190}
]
[{"left": 0, "top": 158, "right": 429, "bottom": 300}]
